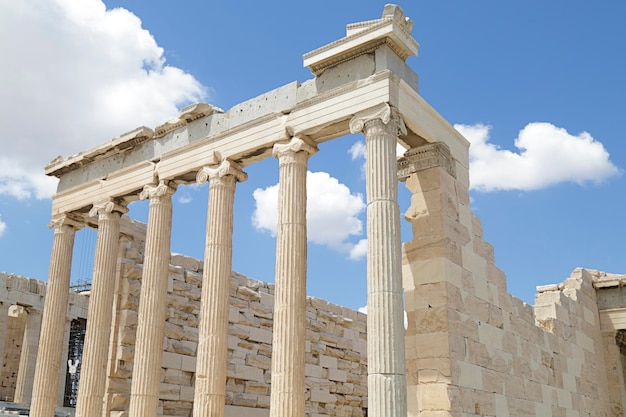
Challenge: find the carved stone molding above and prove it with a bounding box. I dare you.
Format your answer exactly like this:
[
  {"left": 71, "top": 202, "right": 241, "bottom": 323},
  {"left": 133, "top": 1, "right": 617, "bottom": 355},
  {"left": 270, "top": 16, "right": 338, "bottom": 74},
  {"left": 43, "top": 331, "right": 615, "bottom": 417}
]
[
  {"left": 196, "top": 159, "right": 247, "bottom": 185},
  {"left": 303, "top": 4, "right": 417, "bottom": 76},
  {"left": 139, "top": 180, "right": 177, "bottom": 202},
  {"left": 88, "top": 199, "right": 128, "bottom": 219},
  {"left": 178, "top": 102, "right": 223, "bottom": 123},
  {"left": 273, "top": 137, "right": 318, "bottom": 162},
  {"left": 48, "top": 213, "right": 84, "bottom": 231},
  {"left": 397, "top": 142, "right": 456, "bottom": 180},
  {"left": 349, "top": 103, "right": 407, "bottom": 137}
]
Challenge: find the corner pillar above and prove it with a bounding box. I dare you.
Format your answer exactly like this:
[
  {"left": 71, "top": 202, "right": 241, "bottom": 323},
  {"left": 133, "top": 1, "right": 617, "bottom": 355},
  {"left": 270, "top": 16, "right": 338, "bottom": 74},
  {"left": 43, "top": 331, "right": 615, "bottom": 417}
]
[
  {"left": 350, "top": 103, "right": 407, "bottom": 417},
  {"left": 193, "top": 160, "right": 247, "bottom": 417},
  {"left": 14, "top": 308, "right": 42, "bottom": 404},
  {"left": 128, "top": 180, "right": 177, "bottom": 417},
  {"left": 31, "top": 214, "right": 82, "bottom": 417},
  {"left": 269, "top": 137, "right": 318, "bottom": 417},
  {"left": 75, "top": 200, "right": 127, "bottom": 417},
  {"left": 0, "top": 302, "right": 10, "bottom": 381}
]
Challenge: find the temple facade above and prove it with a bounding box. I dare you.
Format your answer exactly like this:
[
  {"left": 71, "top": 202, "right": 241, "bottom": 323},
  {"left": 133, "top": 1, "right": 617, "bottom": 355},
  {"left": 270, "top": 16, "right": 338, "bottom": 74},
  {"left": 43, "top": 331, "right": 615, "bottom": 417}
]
[{"left": 12, "top": 4, "right": 626, "bottom": 417}]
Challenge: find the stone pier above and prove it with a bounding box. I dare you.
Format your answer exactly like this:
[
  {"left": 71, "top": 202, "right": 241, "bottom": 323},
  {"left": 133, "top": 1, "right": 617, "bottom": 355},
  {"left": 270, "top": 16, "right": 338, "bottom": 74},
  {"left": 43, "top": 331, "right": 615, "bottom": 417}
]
[{"left": 14, "top": 309, "right": 42, "bottom": 404}]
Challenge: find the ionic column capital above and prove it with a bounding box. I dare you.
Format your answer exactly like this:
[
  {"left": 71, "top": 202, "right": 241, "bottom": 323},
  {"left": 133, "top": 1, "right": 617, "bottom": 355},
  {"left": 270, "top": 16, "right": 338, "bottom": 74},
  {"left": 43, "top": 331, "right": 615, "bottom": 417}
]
[
  {"left": 349, "top": 103, "right": 407, "bottom": 137},
  {"left": 196, "top": 159, "right": 247, "bottom": 185},
  {"left": 272, "top": 137, "right": 318, "bottom": 162},
  {"left": 88, "top": 199, "right": 128, "bottom": 219},
  {"left": 48, "top": 213, "right": 84, "bottom": 232},
  {"left": 139, "top": 180, "right": 177, "bottom": 202}
]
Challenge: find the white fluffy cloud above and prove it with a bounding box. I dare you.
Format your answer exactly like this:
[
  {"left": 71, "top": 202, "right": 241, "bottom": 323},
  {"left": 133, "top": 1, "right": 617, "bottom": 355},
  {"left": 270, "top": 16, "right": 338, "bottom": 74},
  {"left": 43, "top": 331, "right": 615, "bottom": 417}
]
[
  {"left": 348, "top": 141, "right": 366, "bottom": 160},
  {"left": 348, "top": 141, "right": 406, "bottom": 162},
  {"left": 348, "top": 239, "right": 367, "bottom": 260},
  {"left": 0, "top": 215, "right": 6, "bottom": 239},
  {"left": 252, "top": 171, "right": 366, "bottom": 259},
  {"left": 0, "top": 0, "right": 206, "bottom": 200},
  {"left": 455, "top": 123, "right": 620, "bottom": 192}
]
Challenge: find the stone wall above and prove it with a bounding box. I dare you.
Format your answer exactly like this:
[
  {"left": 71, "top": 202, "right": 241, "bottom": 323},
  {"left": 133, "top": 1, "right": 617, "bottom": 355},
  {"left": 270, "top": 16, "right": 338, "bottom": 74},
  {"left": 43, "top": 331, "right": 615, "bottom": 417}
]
[
  {"left": 0, "top": 308, "right": 25, "bottom": 400},
  {"left": 0, "top": 272, "right": 89, "bottom": 402},
  {"left": 4, "top": 159, "right": 623, "bottom": 416},
  {"left": 400, "top": 144, "right": 618, "bottom": 417},
  {"left": 105, "top": 218, "right": 368, "bottom": 417}
]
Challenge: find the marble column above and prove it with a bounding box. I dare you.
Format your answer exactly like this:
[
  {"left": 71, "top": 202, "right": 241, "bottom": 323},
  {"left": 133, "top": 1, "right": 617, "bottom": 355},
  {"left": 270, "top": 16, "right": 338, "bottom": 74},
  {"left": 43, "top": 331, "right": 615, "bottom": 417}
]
[
  {"left": 76, "top": 200, "right": 127, "bottom": 417},
  {"left": 193, "top": 160, "right": 247, "bottom": 417},
  {"left": 269, "top": 137, "right": 317, "bottom": 417},
  {"left": 31, "top": 214, "right": 82, "bottom": 417},
  {"left": 14, "top": 308, "right": 42, "bottom": 404},
  {"left": 128, "top": 180, "right": 176, "bottom": 417},
  {"left": 349, "top": 103, "right": 407, "bottom": 417}
]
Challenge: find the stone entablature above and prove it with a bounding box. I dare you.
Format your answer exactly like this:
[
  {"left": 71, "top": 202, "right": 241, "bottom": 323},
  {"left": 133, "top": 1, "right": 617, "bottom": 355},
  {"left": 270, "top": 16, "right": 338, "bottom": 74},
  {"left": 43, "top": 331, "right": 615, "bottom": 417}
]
[{"left": 43, "top": 5, "right": 465, "bottom": 222}]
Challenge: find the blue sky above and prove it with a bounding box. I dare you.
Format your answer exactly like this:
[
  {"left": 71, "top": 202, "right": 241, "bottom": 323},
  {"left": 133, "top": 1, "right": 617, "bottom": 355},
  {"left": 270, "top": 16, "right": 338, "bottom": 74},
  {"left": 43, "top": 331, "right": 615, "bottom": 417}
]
[{"left": 0, "top": 0, "right": 624, "bottom": 310}]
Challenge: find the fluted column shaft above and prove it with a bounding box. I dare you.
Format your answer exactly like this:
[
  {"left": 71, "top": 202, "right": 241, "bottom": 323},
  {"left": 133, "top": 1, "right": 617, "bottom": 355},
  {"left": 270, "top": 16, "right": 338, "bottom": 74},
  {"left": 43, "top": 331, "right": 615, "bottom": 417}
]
[
  {"left": 31, "top": 215, "right": 81, "bottom": 417},
  {"left": 14, "top": 309, "right": 42, "bottom": 404},
  {"left": 193, "top": 160, "right": 247, "bottom": 417},
  {"left": 76, "top": 200, "right": 127, "bottom": 417},
  {"left": 269, "top": 138, "right": 317, "bottom": 417},
  {"left": 350, "top": 104, "right": 407, "bottom": 417},
  {"left": 129, "top": 181, "right": 176, "bottom": 417}
]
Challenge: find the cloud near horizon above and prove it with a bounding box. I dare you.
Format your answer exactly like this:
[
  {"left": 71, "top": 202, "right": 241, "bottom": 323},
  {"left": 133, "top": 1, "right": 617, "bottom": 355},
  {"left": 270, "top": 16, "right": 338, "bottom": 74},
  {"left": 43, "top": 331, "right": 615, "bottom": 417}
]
[
  {"left": 252, "top": 171, "right": 367, "bottom": 260},
  {"left": 455, "top": 122, "right": 620, "bottom": 192},
  {"left": 0, "top": 0, "right": 206, "bottom": 201},
  {"left": 0, "top": 215, "right": 6, "bottom": 239}
]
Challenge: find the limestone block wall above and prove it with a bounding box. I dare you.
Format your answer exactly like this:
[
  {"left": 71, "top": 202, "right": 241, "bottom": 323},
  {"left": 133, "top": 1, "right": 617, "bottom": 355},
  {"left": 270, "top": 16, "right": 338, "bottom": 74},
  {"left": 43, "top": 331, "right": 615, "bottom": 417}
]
[
  {"left": 105, "top": 218, "right": 368, "bottom": 417},
  {"left": 401, "top": 155, "right": 617, "bottom": 416},
  {"left": 0, "top": 272, "right": 89, "bottom": 401}
]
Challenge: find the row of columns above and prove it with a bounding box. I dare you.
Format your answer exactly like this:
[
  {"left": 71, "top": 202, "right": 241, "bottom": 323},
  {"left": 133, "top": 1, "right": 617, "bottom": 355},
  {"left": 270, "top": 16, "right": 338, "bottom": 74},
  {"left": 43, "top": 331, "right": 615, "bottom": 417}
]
[{"left": 30, "top": 103, "right": 407, "bottom": 417}]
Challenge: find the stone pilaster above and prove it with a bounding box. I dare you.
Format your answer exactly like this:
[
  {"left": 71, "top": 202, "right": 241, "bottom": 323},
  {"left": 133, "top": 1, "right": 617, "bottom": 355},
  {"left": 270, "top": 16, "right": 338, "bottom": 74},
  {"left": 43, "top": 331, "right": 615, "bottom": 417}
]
[
  {"left": 128, "top": 181, "right": 176, "bottom": 417},
  {"left": 31, "top": 214, "right": 82, "bottom": 417},
  {"left": 76, "top": 200, "right": 127, "bottom": 417},
  {"left": 14, "top": 308, "right": 42, "bottom": 404},
  {"left": 0, "top": 302, "right": 9, "bottom": 380},
  {"left": 350, "top": 103, "right": 407, "bottom": 417},
  {"left": 269, "top": 137, "right": 318, "bottom": 417},
  {"left": 396, "top": 140, "right": 466, "bottom": 416},
  {"left": 193, "top": 160, "right": 247, "bottom": 417}
]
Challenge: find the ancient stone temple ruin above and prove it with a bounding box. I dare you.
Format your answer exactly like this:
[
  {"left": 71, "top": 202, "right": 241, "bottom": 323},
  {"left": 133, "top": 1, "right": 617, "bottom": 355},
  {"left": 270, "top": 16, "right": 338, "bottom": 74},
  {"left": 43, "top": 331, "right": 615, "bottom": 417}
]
[{"left": 17, "top": 4, "right": 626, "bottom": 417}]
